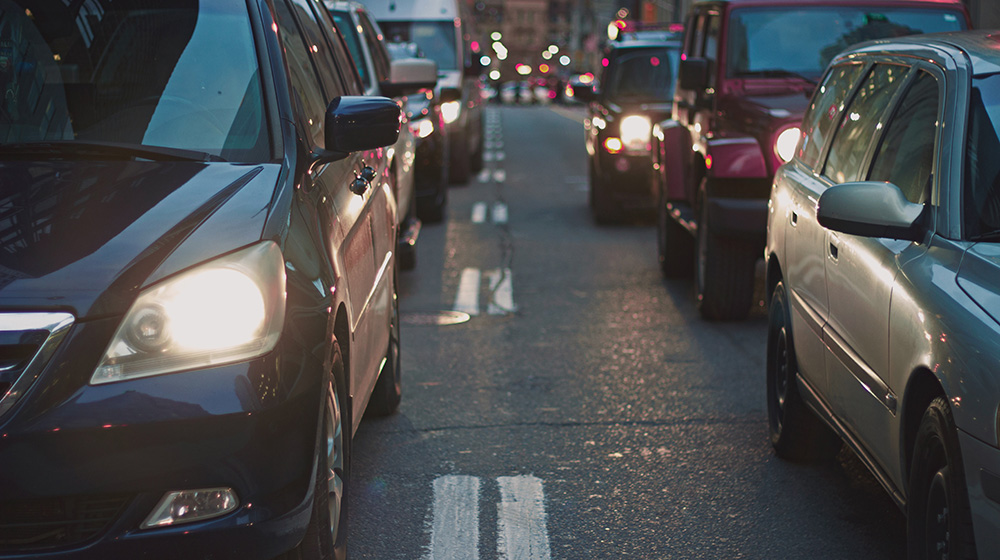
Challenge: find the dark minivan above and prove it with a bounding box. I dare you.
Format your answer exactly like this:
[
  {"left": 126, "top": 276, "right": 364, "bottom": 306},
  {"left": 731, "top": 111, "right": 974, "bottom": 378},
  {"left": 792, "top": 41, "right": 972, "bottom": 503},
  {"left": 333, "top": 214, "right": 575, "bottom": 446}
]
[{"left": 0, "top": 0, "right": 410, "bottom": 558}]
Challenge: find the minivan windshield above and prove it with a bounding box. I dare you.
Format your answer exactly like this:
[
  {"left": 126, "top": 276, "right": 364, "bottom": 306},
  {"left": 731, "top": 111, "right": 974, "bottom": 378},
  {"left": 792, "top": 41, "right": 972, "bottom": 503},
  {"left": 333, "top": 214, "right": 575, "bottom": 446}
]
[
  {"left": 378, "top": 21, "right": 457, "bottom": 70},
  {"left": 604, "top": 47, "right": 679, "bottom": 103},
  {"left": 727, "top": 7, "right": 966, "bottom": 81},
  {"left": 0, "top": 0, "right": 269, "bottom": 162}
]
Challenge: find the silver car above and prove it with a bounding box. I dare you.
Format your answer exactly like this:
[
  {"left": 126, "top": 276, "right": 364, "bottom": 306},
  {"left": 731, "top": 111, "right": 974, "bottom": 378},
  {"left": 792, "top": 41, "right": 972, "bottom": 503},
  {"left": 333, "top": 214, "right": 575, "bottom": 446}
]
[{"left": 765, "top": 30, "right": 1000, "bottom": 558}]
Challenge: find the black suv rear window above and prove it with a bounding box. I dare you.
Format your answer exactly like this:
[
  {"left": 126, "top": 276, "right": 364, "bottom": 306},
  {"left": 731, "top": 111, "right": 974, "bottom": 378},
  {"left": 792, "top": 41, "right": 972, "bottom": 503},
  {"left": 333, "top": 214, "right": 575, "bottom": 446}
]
[{"left": 604, "top": 47, "right": 680, "bottom": 103}]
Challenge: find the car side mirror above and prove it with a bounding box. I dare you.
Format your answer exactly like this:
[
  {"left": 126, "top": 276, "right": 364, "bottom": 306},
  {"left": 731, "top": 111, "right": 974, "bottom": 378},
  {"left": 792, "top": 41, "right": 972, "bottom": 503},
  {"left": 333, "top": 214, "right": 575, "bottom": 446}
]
[
  {"left": 438, "top": 86, "right": 461, "bottom": 103},
  {"left": 381, "top": 58, "right": 438, "bottom": 97},
  {"left": 323, "top": 96, "right": 400, "bottom": 159},
  {"left": 816, "top": 181, "right": 924, "bottom": 241},
  {"left": 678, "top": 57, "right": 709, "bottom": 92}
]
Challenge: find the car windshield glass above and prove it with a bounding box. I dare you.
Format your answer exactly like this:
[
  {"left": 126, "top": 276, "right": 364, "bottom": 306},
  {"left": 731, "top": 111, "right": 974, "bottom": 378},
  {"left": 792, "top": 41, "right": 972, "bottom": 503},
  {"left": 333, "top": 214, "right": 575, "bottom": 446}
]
[
  {"left": 605, "top": 47, "right": 679, "bottom": 103},
  {"left": 964, "top": 74, "right": 1000, "bottom": 239},
  {"left": 378, "top": 21, "right": 456, "bottom": 70},
  {"left": 0, "top": 0, "right": 270, "bottom": 162},
  {"left": 727, "top": 7, "right": 966, "bottom": 81}
]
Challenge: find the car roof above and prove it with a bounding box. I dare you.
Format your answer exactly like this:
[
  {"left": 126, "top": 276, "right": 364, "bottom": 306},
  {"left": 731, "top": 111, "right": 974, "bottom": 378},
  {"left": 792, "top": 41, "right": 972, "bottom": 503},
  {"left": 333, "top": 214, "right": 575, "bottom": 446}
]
[{"left": 841, "top": 31, "right": 1000, "bottom": 76}]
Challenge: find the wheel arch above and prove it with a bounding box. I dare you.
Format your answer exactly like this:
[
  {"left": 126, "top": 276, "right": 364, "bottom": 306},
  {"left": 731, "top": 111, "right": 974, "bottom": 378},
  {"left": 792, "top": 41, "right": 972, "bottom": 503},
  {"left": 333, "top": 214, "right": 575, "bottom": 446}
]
[{"left": 765, "top": 253, "right": 783, "bottom": 308}]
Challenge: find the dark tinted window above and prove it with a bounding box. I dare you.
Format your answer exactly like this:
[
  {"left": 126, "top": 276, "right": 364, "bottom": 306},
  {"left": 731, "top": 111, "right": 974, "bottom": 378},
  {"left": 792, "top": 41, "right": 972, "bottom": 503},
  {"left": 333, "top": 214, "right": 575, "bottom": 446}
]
[
  {"left": 798, "top": 63, "right": 863, "bottom": 168},
  {"left": 358, "top": 12, "right": 391, "bottom": 84},
  {"left": 0, "top": 0, "right": 268, "bottom": 161},
  {"left": 332, "top": 11, "right": 372, "bottom": 88},
  {"left": 869, "top": 71, "right": 938, "bottom": 204},
  {"left": 965, "top": 74, "right": 1000, "bottom": 236},
  {"left": 824, "top": 64, "right": 907, "bottom": 184},
  {"left": 727, "top": 7, "right": 964, "bottom": 80},
  {"left": 288, "top": 0, "right": 347, "bottom": 100},
  {"left": 604, "top": 47, "right": 679, "bottom": 103},
  {"left": 273, "top": 0, "right": 327, "bottom": 147}
]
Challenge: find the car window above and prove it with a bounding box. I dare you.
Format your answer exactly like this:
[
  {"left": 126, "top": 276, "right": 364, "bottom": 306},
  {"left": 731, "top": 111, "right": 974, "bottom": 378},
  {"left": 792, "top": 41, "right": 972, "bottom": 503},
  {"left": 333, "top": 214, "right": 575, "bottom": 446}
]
[
  {"left": 288, "top": 0, "right": 348, "bottom": 101},
  {"left": 315, "top": 6, "right": 365, "bottom": 96},
  {"left": 604, "top": 48, "right": 678, "bottom": 103},
  {"left": 273, "top": 0, "right": 328, "bottom": 148},
  {"left": 332, "top": 11, "right": 373, "bottom": 89},
  {"left": 823, "top": 64, "right": 907, "bottom": 184},
  {"left": 868, "top": 70, "right": 938, "bottom": 204},
  {"left": 379, "top": 21, "right": 457, "bottom": 71},
  {"left": 704, "top": 13, "right": 720, "bottom": 88},
  {"left": 358, "top": 12, "right": 391, "bottom": 84},
  {"left": 797, "top": 63, "right": 864, "bottom": 169},
  {"left": 689, "top": 13, "right": 707, "bottom": 58},
  {"left": 964, "top": 74, "right": 1000, "bottom": 237},
  {"left": 0, "top": 0, "right": 269, "bottom": 161}
]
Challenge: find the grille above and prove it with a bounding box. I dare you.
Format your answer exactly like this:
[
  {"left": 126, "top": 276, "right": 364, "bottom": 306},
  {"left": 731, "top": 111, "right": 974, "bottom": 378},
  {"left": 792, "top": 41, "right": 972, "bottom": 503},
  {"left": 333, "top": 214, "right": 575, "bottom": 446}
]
[
  {"left": 0, "top": 313, "right": 75, "bottom": 420},
  {"left": 0, "top": 494, "right": 132, "bottom": 552}
]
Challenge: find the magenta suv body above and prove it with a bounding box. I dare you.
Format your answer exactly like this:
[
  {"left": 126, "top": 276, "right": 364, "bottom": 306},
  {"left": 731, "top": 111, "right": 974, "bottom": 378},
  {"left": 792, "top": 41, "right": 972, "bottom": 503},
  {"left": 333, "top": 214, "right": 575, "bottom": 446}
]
[{"left": 653, "top": 0, "right": 969, "bottom": 320}]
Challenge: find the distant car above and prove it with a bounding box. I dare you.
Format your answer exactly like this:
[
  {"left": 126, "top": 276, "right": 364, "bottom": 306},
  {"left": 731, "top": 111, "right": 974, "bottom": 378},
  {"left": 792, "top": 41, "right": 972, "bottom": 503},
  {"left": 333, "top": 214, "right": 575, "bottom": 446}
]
[
  {"left": 387, "top": 41, "right": 452, "bottom": 223},
  {"left": 654, "top": 0, "right": 969, "bottom": 320},
  {"left": 576, "top": 33, "right": 682, "bottom": 223},
  {"left": 766, "top": 30, "right": 1000, "bottom": 559},
  {"left": 0, "top": 0, "right": 408, "bottom": 558},
  {"left": 328, "top": 0, "right": 438, "bottom": 261}
]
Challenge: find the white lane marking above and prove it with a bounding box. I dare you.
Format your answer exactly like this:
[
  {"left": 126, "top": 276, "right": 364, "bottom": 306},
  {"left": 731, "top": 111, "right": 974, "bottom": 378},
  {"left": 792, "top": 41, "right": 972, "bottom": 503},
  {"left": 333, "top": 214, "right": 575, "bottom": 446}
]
[
  {"left": 472, "top": 202, "right": 488, "bottom": 223},
  {"left": 497, "top": 476, "right": 551, "bottom": 560},
  {"left": 454, "top": 268, "right": 481, "bottom": 316},
  {"left": 486, "top": 268, "right": 516, "bottom": 315},
  {"left": 430, "top": 475, "right": 480, "bottom": 560},
  {"left": 484, "top": 152, "right": 495, "bottom": 162},
  {"left": 493, "top": 169, "right": 506, "bottom": 183},
  {"left": 477, "top": 169, "right": 491, "bottom": 183},
  {"left": 491, "top": 202, "right": 508, "bottom": 224},
  {"left": 495, "top": 152, "right": 506, "bottom": 162}
]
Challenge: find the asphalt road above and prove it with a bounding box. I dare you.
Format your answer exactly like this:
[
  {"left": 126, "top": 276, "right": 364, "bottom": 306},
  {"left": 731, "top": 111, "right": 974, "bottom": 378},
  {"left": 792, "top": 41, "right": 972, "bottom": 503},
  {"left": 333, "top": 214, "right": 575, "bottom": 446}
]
[{"left": 346, "top": 104, "right": 904, "bottom": 560}]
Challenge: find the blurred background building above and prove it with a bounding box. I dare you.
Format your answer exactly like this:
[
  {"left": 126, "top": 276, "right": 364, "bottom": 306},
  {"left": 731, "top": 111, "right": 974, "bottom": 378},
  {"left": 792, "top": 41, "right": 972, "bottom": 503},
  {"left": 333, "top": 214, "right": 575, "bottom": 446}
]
[{"left": 468, "top": 0, "right": 1000, "bottom": 85}]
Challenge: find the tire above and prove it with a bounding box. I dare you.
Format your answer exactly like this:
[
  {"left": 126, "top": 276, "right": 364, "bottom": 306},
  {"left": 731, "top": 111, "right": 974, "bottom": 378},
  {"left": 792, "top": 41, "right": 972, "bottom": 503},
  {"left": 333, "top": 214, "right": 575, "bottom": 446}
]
[
  {"left": 695, "top": 185, "right": 756, "bottom": 320},
  {"left": 657, "top": 187, "right": 694, "bottom": 277},
  {"left": 296, "top": 342, "right": 349, "bottom": 560},
  {"left": 906, "top": 396, "right": 978, "bottom": 560},
  {"left": 366, "top": 272, "right": 401, "bottom": 416},
  {"left": 766, "top": 281, "right": 841, "bottom": 462},
  {"left": 590, "top": 160, "right": 622, "bottom": 224}
]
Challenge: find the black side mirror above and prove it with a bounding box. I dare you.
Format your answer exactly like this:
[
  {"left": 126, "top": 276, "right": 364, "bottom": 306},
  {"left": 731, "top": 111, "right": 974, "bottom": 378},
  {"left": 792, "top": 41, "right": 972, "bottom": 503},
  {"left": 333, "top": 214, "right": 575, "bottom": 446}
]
[
  {"left": 324, "top": 96, "right": 400, "bottom": 156},
  {"left": 678, "top": 58, "right": 709, "bottom": 91}
]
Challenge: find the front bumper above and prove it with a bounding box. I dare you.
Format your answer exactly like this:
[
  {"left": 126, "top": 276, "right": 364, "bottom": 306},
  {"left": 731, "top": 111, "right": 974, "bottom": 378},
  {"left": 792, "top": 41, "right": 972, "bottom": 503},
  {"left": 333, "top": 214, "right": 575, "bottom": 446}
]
[{"left": 0, "top": 316, "right": 322, "bottom": 559}]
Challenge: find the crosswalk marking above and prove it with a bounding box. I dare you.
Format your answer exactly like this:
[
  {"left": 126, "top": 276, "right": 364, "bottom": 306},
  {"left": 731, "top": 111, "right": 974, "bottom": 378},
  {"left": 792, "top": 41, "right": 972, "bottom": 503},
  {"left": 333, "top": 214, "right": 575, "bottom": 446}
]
[
  {"left": 430, "top": 475, "right": 480, "bottom": 560},
  {"left": 477, "top": 169, "right": 492, "bottom": 183},
  {"left": 471, "top": 202, "right": 507, "bottom": 224},
  {"left": 497, "top": 476, "right": 551, "bottom": 560},
  {"left": 491, "top": 203, "right": 508, "bottom": 224},
  {"left": 486, "top": 268, "right": 515, "bottom": 315},
  {"left": 472, "top": 202, "right": 488, "bottom": 223},
  {"left": 493, "top": 169, "right": 506, "bottom": 183},
  {"left": 454, "top": 268, "right": 481, "bottom": 316}
]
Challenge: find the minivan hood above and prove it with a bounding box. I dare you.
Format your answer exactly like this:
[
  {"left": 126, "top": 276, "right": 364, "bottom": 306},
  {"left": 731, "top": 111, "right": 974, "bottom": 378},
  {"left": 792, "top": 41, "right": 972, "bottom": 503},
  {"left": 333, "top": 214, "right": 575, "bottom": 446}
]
[{"left": 0, "top": 161, "right": 279, "bottom": 318}]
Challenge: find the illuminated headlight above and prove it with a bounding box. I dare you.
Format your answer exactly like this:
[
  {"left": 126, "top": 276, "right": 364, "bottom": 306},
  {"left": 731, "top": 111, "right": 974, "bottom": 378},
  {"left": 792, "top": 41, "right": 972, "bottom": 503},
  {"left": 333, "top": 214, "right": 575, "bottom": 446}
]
[
  {"left": 774, "top": 126, "right": 801, "bottom": 163},
  {"left": 620, "top": 115, "right": 652, "bottom": 152},
  {"left": 92, "top": 241, "right": 286, "bottom": 384},
  {"left": 441, "top": 101, "right": 461, "bottom": 124},
  {"left": 410, "top": 118, "right": 434, "bottom": 139}
]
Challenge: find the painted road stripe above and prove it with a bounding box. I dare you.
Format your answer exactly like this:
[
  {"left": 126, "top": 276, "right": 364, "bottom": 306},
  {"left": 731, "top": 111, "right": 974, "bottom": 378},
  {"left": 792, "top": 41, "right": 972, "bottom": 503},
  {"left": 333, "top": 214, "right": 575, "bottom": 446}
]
[
  {"left": 472, "top": 202, "right": 488, "bottom": 223},
  {"left": 495, "top": 152, "right": 506, "bottom": 161},
  {"left": 497, "top": 476, "right": 551, "bottom": 560},
  {"left": 430, "top": 475, "right": 480, "bottom": 560},
  {"left": 484, "top": 151, "right": 495, "bottom": 162},
  {"left": 491, "top": 203, "right": 508, "bottom": 224},
  {"left": 477, "top": 169, "right": 491, "bottom": 183},
  {"left": 454, "top": 268, "right": 481, "bottom": 315},
  {"left": 486, "top": 268, "right": 515, "bottom": 315},
  {"left": 493, "top": 169, "right": 506, "bottom": 183}
]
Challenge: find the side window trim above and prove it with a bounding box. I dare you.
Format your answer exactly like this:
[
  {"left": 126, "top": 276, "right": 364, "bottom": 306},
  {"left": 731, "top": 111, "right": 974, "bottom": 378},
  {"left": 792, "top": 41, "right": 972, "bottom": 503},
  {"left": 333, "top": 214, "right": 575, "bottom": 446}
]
[
  {"left": 813, "top": 60, "right": 871, "bottom": 174},
  {"left": 856, "top": 65, "right": 920, "bottom": 187}
]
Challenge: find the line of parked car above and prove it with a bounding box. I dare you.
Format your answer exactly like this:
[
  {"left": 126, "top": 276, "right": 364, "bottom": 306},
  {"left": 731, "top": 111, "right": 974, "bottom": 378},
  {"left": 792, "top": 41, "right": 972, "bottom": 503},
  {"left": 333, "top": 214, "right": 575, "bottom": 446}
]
[
  {"left": 0, "top": 0, "right": 481, "bottom": 558},
  {"left": 578, "top": 0, "right": 1000, "bottom": 557}
]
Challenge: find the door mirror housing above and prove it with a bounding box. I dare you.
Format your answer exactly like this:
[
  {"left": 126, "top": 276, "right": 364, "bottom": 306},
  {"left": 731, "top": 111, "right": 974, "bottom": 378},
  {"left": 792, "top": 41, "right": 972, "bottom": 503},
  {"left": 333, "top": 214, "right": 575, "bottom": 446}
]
[
  {"left": 817, "top": 181, "right": 925, "bottom": 241},
  {"left": 324, "top": 96, "right": 400, "bottom": 157},
  {"left": 678, "top": 57, "right": 709, "bottom": 91},
  {"left": 381, "top": 58, "right": 438, "bottom": 97}
]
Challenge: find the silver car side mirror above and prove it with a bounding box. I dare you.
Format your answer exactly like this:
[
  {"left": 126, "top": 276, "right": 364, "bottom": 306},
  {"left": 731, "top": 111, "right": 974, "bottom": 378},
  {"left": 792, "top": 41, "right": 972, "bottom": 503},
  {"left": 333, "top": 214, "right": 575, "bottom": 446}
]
[{"left": 817, "top": 180, "right": 925, "bottom": 241}]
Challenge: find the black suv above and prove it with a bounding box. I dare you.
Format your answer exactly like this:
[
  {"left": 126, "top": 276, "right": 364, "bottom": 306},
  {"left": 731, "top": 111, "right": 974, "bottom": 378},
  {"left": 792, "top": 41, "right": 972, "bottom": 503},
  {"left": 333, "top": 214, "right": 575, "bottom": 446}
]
[{"left": 578, "top": 31, "right": 682, "bottom": 223}]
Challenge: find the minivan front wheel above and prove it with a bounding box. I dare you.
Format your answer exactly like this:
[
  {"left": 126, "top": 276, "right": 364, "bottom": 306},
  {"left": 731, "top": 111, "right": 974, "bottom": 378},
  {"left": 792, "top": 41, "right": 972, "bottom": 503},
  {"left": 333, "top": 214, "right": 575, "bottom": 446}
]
[{"left": 906, "top": 397, "right": 977, "bottom": 560}]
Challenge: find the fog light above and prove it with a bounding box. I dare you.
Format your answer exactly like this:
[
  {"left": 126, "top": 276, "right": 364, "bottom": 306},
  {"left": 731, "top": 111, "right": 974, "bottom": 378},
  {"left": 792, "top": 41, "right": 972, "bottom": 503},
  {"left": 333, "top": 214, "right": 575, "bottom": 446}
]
[{"left": 141, "top": 488, "right": 239, "bottom": 529}]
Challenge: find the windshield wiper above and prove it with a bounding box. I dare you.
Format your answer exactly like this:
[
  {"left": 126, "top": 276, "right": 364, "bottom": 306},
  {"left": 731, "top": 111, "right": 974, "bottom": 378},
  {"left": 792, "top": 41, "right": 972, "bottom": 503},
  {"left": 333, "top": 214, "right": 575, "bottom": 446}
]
[
  {"left": 0, "top": 141, "right": 226, "bottom": 162},
  {"left": 969, "top": 230, "right": 1000, "bottom": 243},
  {"left": 736, "top": 69, "right": 817, "bottom": 86}
]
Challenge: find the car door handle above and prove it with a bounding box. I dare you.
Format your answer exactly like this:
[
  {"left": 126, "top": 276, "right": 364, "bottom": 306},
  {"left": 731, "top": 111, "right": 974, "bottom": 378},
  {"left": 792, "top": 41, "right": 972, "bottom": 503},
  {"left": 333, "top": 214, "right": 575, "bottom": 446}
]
[
  {"left": 829, "top": 242, "right": 838, "bottom": 260},
  {"left": 791, "top": 211, "right": 798, "bottom": 225}
]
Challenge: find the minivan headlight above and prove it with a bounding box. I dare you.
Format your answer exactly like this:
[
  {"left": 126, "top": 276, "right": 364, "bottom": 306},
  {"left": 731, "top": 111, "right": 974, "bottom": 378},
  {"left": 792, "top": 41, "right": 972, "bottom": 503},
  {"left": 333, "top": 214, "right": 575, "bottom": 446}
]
[
  {"left": 92, "top": 241, "right": 286, "bottom": 384},
  {"left": 620, "top": 115, "right": 651, "bottom": 152}
]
